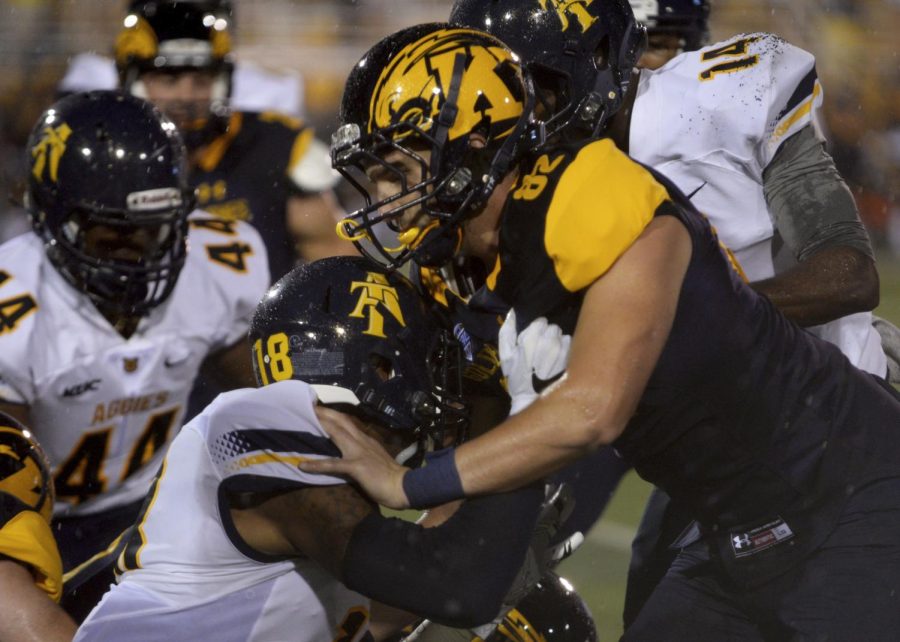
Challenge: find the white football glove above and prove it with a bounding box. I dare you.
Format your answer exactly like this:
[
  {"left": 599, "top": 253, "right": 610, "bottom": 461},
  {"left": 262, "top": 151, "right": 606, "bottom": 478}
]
[{"left": 498, "top": 309, "right": 571, "bottom": 415}]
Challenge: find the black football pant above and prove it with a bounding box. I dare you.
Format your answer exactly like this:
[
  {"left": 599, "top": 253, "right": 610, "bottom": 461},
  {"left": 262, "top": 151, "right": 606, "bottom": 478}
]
[
  {"left": 623, "top": 487, "right": 690, "bottom": 628},
  {"left": 623, "top": 477, "right": 900, "bottom": 641}
]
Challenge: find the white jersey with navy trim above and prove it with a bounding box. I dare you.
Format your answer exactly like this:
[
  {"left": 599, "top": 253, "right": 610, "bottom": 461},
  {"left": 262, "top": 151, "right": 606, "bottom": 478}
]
[
  {"left": 0, "top": 212, "right": 269, "bottom": 516},
  {"left": 629, "top": 32, "right": 885, "bottom": 375},
  {"left": 75, "top": 381, "right": 370, "bottom": 642}
]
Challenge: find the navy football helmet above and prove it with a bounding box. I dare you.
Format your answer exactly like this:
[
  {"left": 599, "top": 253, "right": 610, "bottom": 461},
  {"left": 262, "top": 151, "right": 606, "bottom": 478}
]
[
  {"left": 629, "top": 0, "right": 710, "bottom": 52},
  {"left": 249, "top": 256, "right": 468, "bottom": 457},
  {"left": 331, "top": 23, "right": 535, "bottom": 269},
  {"left": 26, "top": 90, "right": 192, "bottom": 319},
  {"left": 115, "top": 0, "right": 235, "bottom": 148},
  {"left": 0, "top": 412, "right": 54, "bottom": 525},
  {"left": 450, "top": 0, "right": 646, "bottom": 141}
]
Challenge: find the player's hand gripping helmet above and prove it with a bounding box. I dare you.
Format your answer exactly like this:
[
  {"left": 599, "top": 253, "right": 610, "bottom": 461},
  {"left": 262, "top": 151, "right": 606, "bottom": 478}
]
[
  {"left": 450, "top": 0, "right": 646, "bottom": 141},
  {"left": 0, "top": 412, "right": 54, "bottom": 525},
  {"left": 331, "top": 24, "right": 536, "bottom": 269},
  {"left": 629, "top": 0, "right": 710, "bottom": 53},
  {"left": 249, "top": 256, "right": 468, "bottom": 461},
  {"left": 115, "top": 0, "right": 235, "bottom": 148},
  {"left": 486, "top": 572, "right": 598, "bottom": 641},
  {"left": 26, "top": 90, "right": 192, "bottom": 319}
]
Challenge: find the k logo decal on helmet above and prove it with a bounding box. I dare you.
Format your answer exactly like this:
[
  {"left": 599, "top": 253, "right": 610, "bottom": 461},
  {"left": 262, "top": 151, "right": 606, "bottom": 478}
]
[
  {"left": 333, "top": 24, "right": 534, "bottom": 269},
  {"left": 369, "top": 28, "right": 525, "bottom": 142},
  {"left": 0, "top": 415, "right": 54, "bottom": 525},
  {"left": 495, "top": 608, "right": 548, "bottom": 641},
  {"left": 539, "top": 0, "right": 599, "bottom": 33},
  {"left": 31, "top": 123, "right": 72, "bottom": 183},
  {"left": 349, "top": 273, "right": 406, "bottom": 338}
]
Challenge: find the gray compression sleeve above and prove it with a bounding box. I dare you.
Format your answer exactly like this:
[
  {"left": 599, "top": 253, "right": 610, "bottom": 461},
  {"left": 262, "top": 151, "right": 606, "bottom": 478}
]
[{"left": 763, "top": 125, "right": 873, "bottom": 263}]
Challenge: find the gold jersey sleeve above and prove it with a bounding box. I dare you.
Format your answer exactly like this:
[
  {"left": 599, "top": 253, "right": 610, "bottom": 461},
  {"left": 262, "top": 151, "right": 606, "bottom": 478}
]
[
  {"left": 0, "top": 507, "right": 63, "bottom": 602},
  {"left": 544, "top": 139, "right": 669, "bottom": 292}
]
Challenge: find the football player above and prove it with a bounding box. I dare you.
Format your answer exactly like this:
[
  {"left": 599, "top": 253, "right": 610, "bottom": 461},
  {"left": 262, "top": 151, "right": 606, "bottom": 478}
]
[
  {"left": 0, "top": 91, "right": 268, "bottom": 581},
  {"left": 114, "top": 0, "right": 352, "bottom": 280},
  {"left": 311, "top": 24, "right": 900, "bottom": 638},
  {"left": 628, "top": 0, "right": 710, "bottom": 69},
  {"left": 449, "top": 0, "right": 892, "bottom": 624},
  {"left": 75, "top": 256, "right": 550, "bottom": 641},
  {"left": 0, "top": 411, "right": 76, "bottom": 641}
]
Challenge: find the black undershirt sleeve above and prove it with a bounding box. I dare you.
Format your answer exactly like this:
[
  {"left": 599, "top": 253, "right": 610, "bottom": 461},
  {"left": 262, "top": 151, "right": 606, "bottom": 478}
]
[{"left": 340, "top": 484, "right": 543, "bottom": 629}]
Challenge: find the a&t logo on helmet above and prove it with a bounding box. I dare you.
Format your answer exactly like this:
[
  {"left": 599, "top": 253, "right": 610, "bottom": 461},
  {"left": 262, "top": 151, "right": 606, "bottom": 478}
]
[
  {"left": 31, "top": 123, "right": 72, "bottom": 183},
  {"left": 349, "top": 273, "right": 406, "bottom": 338},
  {"left": 539, "top": 0, "right": 599, "bottom": 33}
]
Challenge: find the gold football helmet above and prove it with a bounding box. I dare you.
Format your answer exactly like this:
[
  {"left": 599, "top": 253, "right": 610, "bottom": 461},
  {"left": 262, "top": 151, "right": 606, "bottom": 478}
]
[
  {"left": 331, "top": 24, "right": 537, "bottom": 269},
  {"left": 0, "top": 412, "right": 54, "bottom": 524}
]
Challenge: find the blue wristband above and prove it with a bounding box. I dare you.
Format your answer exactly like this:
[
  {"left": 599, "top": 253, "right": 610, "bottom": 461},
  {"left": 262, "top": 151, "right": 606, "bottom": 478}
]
[{"left": 402, "top": 447, "right": 465, "bottom": 509}]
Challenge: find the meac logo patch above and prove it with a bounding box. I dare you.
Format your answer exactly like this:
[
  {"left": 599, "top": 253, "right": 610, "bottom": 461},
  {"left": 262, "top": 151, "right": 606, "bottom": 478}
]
[
  {"left": 539, "top": 0, "right": 599, "bottom": 33},
  {"left": 31, "top": 123, "right": 73, "bottom": 183},
  {"left": 349, "top": 273, "right": 405, "bottom": 338}
]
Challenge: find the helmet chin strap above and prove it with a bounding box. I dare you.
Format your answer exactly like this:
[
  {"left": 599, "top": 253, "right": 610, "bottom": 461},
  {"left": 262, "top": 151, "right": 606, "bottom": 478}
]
[{"left": 430, "top": 51, "right": 468, "bottom": 184}]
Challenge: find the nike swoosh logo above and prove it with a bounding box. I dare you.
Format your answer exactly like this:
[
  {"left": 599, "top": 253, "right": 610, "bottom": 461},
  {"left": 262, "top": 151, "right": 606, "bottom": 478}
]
[
  {"left": 532, "top": 371, "right": 564, "bottom": 395},
  {"left": 686, "top": 182, "right": 708, "bottom": 200}
]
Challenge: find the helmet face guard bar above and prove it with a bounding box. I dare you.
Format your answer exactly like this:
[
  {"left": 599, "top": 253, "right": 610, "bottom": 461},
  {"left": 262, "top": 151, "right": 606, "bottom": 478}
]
[
  {"left": 333, "top": 121, "right": 461, "bottom": 267},
  {"left": 333, "top": 122, "right": 480, "bottom": 270},
  {"left": 39, "top": 202, "right": 189, "bottom": 318},
  {"left": 543, "top": 19, "right": 647, "bottom": 142},
  {"left": 386, "top": 326, "right": 469, "bottom": 465},
  {"left": 423, "top": 327, "right": 469, "bottom": 450}
]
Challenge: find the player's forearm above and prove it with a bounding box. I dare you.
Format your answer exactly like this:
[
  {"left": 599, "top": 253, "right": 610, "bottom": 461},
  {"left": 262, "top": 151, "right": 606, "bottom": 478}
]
[
  {"left": 0, "top": 561, "right": 76, "bottom": 642},
  {"left": 341, "top": 485, "right": 543, "bottom": 628},
  {"left": 751, "top": 245, "right": 879, "bottom": 327},
  {"left": 452, "top": 217, "right": 688, "bottom": 499},
  {"left": 454, "top": 385, "right": 612, "bottom": 497}
]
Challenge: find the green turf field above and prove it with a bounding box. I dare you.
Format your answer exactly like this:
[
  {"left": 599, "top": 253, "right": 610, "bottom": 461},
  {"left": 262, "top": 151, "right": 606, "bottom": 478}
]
[{"left": 557, "top": 251, "right": 900, "bottom": 640}]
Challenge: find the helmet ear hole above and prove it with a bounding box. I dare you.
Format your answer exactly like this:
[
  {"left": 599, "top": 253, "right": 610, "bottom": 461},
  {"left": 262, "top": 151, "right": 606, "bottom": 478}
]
[{"left": 368, "top": 354, "right": 395, "bottom": 382}]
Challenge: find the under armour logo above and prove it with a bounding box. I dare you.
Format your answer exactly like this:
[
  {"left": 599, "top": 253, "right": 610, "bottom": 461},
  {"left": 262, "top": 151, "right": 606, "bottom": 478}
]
[
  {"left": 538, "top": 0, "right": 598, "bottom": 33},
  {"left": 349, "top": 273, "right": 406, "bottom": 338},
  {"left": 733, "top": 534, "right": 751, "bottom": 550},
  {"left": 31, "top": 123, "right": 73, "bottom": 183}
]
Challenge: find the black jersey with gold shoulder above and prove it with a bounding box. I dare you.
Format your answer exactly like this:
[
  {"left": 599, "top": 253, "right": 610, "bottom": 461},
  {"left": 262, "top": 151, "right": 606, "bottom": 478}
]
[
  {"left": 489, "top": 138, "right": 674, "bottom": 334},
  {"left": 490, "top": 137, "right": 900, "bottom": 587},
  {"left": 192, "top": 111, "right": 330, "bottom": 281}
]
